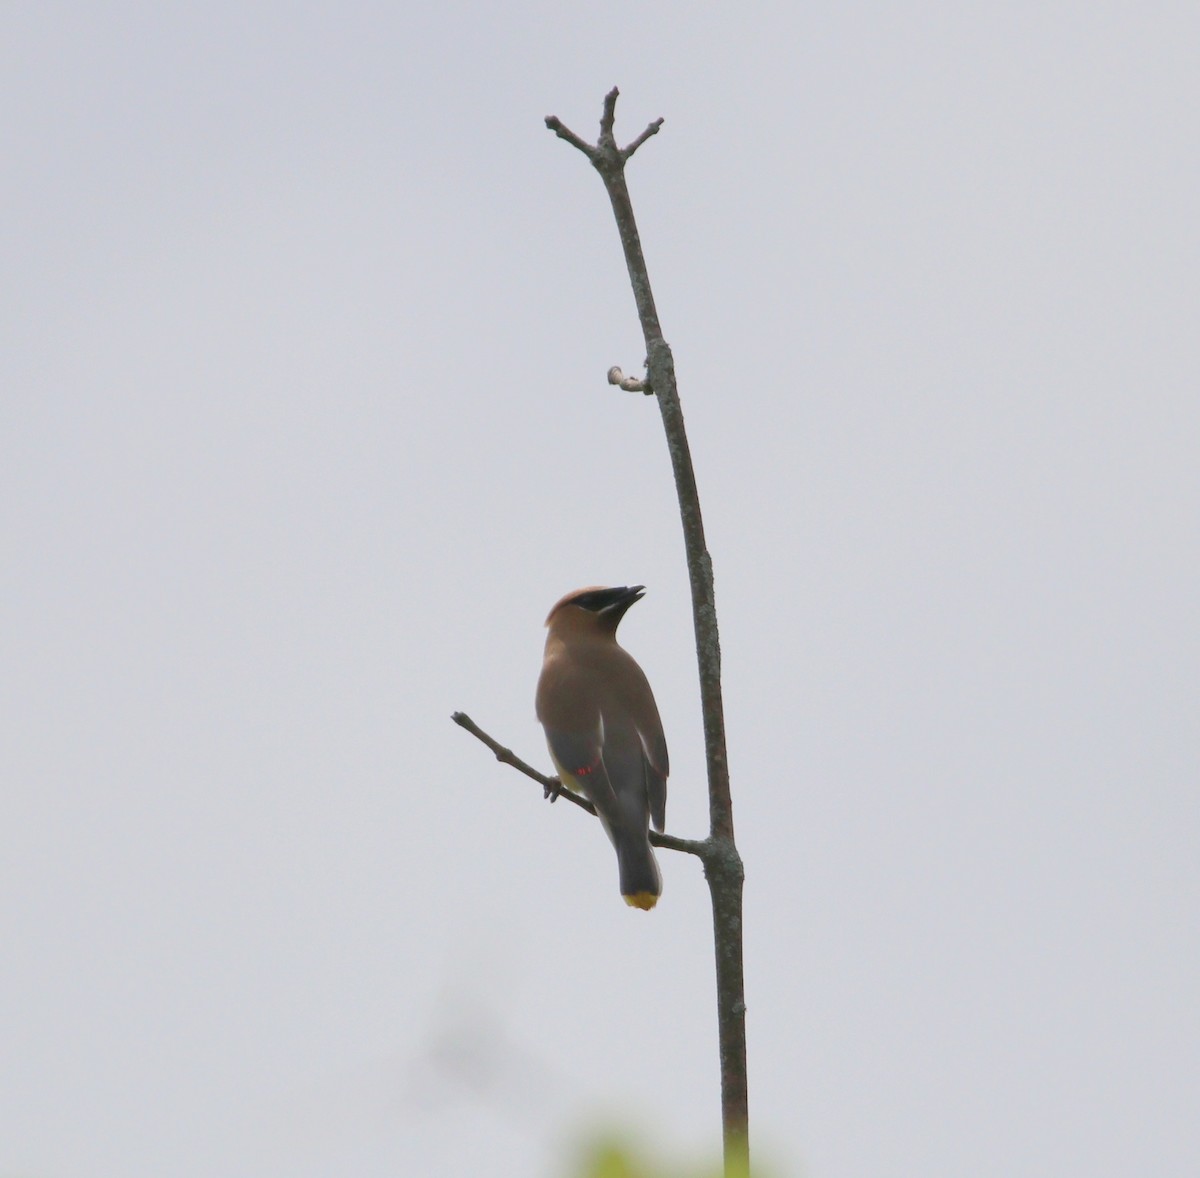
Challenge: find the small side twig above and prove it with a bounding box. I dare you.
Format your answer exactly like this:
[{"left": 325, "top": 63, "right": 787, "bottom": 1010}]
[
  {"left": 607, "top": 365, "right": 651, "bottom": 394},
  {"left": 599, "top": 87, "right": 620, "bottom": 141},
  {"left": 622, "top": 118, "right": 664, "bottom": 161},
  {"left": 543, "top": 116, "right": 594, "bottom": 159},
  {"left": 545, "top": 86, "right": 664, "bottom": 168}
]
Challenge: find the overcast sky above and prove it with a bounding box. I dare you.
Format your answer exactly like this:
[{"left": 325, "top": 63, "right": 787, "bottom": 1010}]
[{"left": 3, "top": 4, "right": 1197, "bottom": 1177}]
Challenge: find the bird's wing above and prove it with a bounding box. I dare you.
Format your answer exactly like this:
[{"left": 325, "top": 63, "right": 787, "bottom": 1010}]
[
  {"left": 625, "top": 667, "right": 669, "bottom": 833},
  {"left": 542, "top": 720, "right": 619, "bottom": 813},
  {"left": 644, "top": 753, "right": 668, "bottom": 833}
]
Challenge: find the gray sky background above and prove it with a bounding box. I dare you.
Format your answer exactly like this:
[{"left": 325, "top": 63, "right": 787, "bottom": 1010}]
[{"left": 3, "top": 4, "right": 1197, "bottom": 1176}]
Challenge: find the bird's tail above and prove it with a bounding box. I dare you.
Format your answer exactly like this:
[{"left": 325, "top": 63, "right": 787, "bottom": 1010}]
[{"left": 614, "top": 829, "right": 662, "bottom": 911}]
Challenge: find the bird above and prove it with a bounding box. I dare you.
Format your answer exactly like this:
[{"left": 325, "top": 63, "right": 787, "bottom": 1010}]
[{"left": 535, "top": 586, "right": 669, "bottom": 910}]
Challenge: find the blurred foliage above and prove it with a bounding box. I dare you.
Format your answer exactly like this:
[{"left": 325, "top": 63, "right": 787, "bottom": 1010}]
[{"left": 566, "top": 1132, "right": 758, "bottom": 1178}]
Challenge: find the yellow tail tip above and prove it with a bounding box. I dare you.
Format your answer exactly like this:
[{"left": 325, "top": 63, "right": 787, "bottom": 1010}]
[{"left": 623, "top": 892, "right": 658, "bottom": 911}]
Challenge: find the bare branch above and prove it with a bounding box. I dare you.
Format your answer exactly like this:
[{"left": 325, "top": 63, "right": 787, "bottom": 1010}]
[
  {"left": 622, "top": 118, "right": 664, "bottom": 161},
  {"left": 546, "top": 90, "right": 664, "bottom": 169},
  {"left": 607, "top": 365, "right": 650, "bottom": 394},
  {"left": 452, "top": 711, "right": 589, "bottom": 810},
  {"left": 547, "top": 88, "right": 749, "bottom": 1175},
  {"left": 599, "top": 86, "right": 619, "bottom": 142},
  {"left": 543, "top": 116, "right": 594, "bottom": 159},
  {"left": 652, "top": 829, "right": 709, "bottom": 857},
  {"left": 452, "top": 712, "right": 707, "bottom": 859}
]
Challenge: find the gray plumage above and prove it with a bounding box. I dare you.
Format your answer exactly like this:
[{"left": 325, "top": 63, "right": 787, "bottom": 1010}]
[{"left": 535, "top": 586, "right": 669, "bottom": 910}]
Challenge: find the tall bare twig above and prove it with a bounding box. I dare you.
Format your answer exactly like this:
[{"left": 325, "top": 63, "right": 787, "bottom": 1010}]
[
  {"left": 544, "top": 87, "right": 748, "bottom": 1174},
  {"left": 453, "top": 87, "right": 749, "bottom": 1176}
]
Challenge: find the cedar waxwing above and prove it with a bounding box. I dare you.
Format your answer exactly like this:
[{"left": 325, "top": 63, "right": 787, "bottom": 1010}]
[{"left": 535, "top": 586, "right": 669, "bottom": 910}]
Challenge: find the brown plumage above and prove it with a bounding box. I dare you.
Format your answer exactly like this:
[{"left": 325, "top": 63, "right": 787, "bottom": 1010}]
[{"left": 535, "top": 586, "right": 669, "bottom": 910}]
